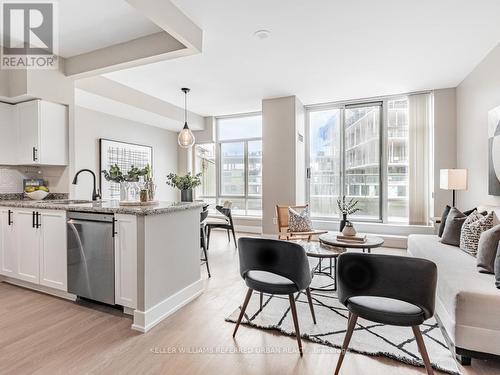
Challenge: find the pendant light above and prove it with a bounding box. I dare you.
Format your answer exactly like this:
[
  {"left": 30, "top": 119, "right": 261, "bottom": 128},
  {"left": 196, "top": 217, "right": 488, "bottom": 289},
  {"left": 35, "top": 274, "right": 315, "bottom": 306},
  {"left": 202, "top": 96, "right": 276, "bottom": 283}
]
[{"left": 178, "top": 87, "right": 195, "bottom": 148}]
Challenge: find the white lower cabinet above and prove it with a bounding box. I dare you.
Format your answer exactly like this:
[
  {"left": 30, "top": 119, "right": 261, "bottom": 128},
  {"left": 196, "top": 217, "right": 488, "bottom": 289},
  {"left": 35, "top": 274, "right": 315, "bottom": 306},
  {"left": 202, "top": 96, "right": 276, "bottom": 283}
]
[
  {"left": 114, "top": 214, "right": 137, "bottom": 309},
  {"left": 39, "top": 210, "right": 67, "bottom": 291},
  {"left": 16, "top": 209, "right": 40, "bottom": 283},
  {"left": 0, "top": 207, "right": 67, "bottom": 292},
  {"left": 0, "top": 208, "right": 17, "bottom": 277}
]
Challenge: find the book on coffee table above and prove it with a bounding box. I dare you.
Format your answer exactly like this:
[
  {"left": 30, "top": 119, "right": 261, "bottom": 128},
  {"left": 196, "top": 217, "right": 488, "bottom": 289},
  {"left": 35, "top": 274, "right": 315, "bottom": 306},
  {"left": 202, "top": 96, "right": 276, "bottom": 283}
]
[{"left": 336, "top": 234, "right": 367, "bottom": 243}]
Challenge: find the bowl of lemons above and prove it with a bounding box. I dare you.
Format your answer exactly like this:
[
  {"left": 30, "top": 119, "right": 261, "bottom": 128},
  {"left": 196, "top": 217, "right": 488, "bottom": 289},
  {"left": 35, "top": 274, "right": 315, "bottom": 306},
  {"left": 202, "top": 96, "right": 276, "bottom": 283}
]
[{"left": 25, "top": 185, "right": 50, "bottom": 200}]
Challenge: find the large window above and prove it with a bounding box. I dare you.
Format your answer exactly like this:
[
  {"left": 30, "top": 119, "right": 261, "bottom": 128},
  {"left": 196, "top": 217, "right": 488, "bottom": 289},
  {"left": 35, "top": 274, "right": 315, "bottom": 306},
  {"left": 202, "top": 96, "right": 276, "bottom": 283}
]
[
  {"left": 195, "top": 114, "right": 262, "bottom": 216},
  {"left": 194, "top": 143, "right": 216, "bottom": 205},
  {"left": 308, "top": 98, "right": 409, "bottom": 223}
]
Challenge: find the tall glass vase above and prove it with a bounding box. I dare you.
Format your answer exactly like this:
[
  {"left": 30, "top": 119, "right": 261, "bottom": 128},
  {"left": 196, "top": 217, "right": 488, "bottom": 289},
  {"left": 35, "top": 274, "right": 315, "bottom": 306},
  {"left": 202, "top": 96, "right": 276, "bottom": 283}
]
[{"left": 120, "top": 181, "right": 140, "bottom": 202}]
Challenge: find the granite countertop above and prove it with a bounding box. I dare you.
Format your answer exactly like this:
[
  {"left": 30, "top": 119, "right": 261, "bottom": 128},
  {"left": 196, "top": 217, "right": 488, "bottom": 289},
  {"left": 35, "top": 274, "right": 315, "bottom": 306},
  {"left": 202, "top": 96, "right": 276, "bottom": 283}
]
[{"left": 0, "top": 199, "right": 205, "bottom": 216}]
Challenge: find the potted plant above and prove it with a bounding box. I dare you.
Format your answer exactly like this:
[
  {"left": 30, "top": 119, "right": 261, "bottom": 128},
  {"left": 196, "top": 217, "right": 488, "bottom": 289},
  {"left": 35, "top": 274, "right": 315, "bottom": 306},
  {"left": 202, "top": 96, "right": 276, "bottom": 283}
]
[
  {"left": 166, "top": 172, "right": 202, "bottom": 202},
  {"left": 337, "top": 196, "right": 360, "bottom": 232},
  {"left": 102, "top": 164, "right": 152, "bottom": 201}
]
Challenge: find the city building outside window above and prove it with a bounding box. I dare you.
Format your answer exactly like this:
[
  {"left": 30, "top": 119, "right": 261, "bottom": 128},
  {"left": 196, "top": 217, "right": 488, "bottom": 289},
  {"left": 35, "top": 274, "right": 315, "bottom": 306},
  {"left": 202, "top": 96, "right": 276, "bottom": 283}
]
[
  {"left": 194, "top": 114, "right": 262, "bottom": 216},
  {"left": 308, "top": 97, "right": 409, "bottom": 223}
]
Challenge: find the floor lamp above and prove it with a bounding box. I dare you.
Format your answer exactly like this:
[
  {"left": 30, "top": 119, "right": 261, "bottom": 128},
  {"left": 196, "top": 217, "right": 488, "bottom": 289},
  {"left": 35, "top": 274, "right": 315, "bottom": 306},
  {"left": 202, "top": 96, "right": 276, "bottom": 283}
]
[{"left": 440, "top": 169, "right": 467, "bottom": 207}]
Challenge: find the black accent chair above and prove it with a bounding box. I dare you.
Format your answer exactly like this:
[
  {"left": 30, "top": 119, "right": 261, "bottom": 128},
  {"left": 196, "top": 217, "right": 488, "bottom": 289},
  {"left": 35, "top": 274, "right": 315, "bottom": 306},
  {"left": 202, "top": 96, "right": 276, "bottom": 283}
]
[
  {"left": 233, "top": 238, "right": 316, "bottom": 356},
  {"left": 334, "top": 253, "right": 437, "bottom": 375},
  {"left": 200, "top": 207, "right": 210, "bottom": 277},
  {"left": 206, "top": 205, "right": 237, "bottom": 249}
]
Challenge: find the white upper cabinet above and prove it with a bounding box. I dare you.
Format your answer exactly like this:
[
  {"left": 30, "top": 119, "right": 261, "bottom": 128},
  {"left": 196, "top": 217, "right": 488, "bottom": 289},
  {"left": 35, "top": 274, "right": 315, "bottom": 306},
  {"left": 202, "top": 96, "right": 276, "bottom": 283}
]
[
  {"left": 0, "top": 103, "right": 17, "bottom": 165},
  {"left": 16, "top": 100, "right": 68, "bottom": 166}
]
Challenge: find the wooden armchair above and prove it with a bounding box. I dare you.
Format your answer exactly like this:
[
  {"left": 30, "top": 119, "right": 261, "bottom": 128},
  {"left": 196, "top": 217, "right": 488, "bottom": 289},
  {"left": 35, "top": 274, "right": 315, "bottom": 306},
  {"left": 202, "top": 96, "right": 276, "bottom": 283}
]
[{"left": 276, "top": 205, "right": 328, "bottom": 241}]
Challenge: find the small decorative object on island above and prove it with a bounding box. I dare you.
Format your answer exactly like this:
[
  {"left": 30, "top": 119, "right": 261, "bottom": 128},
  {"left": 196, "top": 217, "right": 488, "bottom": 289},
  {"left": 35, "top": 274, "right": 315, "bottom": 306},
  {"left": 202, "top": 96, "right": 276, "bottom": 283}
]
[
  {"left": 342, "top": 221, "right": 357, "bottom": 236},
  {"left": 166, "top": 172, "right": 202, "bottom": 202},
  {"left": 337, "top": 195, "right": 360, "bottom": 232},
  {"left": 102, "top": 164, "right": 152, "bottom": 203}
]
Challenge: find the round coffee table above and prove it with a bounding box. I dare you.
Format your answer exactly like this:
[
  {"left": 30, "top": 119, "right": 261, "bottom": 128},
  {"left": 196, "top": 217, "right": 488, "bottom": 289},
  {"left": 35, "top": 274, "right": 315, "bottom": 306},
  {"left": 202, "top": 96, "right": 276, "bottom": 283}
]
[
  {"left": 295, "top": 240, "right": 346, "bottom": 291},
  {"left": 319, "top": 232, "right": 384, "bottom": 254}
]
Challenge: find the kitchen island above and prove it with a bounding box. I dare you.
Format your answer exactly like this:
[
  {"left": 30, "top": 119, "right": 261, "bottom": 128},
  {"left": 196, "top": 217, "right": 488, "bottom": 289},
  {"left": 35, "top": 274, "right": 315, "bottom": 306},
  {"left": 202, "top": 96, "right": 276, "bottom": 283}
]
[{"left": 0, "top": 199, "right": 204, "bottom": 332}]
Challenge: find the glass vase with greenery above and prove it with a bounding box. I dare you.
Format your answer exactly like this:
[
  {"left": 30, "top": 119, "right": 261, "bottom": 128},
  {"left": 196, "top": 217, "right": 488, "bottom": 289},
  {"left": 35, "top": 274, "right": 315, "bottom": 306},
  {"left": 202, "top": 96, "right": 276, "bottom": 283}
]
[
  {"left": 166, "top": 172, "right": 202, "bottom": 202},
  {"left": 337, "top": 196, "right": 360, "bottom": 231},
  {"left": 102, "top": 164, "right": 152, "bottom": 201}
]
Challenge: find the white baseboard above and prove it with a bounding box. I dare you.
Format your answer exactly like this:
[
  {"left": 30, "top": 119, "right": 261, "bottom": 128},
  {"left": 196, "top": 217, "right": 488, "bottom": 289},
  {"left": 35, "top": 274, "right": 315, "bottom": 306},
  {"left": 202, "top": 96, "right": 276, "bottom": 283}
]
[
  {"left": 132, "top": 279, "right": 204, "bottom": 333},
  {"left": 0, "top": 277, "right": 77, "bottom": 301}
]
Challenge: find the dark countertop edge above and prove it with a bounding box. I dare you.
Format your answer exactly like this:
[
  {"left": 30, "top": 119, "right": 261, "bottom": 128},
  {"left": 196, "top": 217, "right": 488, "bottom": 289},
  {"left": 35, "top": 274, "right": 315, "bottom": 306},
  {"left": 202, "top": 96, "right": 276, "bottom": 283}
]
[{"left": 0, "top": 201, "right": 205, "bottom": 216}]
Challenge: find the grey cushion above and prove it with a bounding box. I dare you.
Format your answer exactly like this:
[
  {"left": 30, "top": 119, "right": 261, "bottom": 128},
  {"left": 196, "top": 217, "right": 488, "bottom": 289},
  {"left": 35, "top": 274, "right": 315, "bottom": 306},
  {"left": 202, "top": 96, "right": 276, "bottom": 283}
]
[
  {"left": 244, "top": 270, "right": 298, "bottom": 294},
  {"left": 347, "top": 296, "right": 425, "bottom": 326},
  {"left": 495, "top": 244, "right": 500, "bottom": 289},
  {"left": 477, "top": 225, "right": 500, "bottom": 273},
  {"left": 438, "top": 206, "right": 477, "bottom": 238},
  {"left": 441, "top": 207, "right": 467, "bottom": 246},
  {"left": 438, "top": 205, "right": 452, "bottom": 237}
]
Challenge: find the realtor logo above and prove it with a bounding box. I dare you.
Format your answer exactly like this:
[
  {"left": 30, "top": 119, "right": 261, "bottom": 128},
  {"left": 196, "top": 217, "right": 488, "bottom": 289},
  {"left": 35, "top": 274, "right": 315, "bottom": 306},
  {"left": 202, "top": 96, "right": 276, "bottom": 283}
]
[{"left": 1, "top": 1, "right": 58, "bottom": 69}]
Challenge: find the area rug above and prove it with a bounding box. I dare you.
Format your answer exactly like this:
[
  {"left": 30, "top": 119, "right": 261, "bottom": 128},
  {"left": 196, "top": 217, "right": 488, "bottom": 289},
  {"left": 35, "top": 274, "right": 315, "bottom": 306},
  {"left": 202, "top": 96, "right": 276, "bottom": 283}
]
[{"left": 226, "top": 288, "right": 461, "bottom": 375}]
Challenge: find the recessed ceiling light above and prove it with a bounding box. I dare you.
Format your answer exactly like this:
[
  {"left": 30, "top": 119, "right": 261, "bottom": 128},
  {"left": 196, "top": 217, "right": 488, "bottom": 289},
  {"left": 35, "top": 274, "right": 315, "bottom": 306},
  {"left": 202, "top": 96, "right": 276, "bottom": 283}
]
[{"left": 254, "top": 30, "right": 271, "bottom": 39}]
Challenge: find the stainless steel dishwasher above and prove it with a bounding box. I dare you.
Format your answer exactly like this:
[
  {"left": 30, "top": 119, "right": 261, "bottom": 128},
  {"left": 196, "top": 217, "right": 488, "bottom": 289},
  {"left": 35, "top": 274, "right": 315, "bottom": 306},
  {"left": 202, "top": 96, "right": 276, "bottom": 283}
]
[{"left": 67, "top": 211, "right": 115, "bottom": 305}]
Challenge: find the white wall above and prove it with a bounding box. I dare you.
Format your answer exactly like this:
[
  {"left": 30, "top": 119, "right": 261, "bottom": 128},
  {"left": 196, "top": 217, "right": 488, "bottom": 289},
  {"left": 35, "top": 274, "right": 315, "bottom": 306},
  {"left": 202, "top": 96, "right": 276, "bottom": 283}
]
[
  {"left": 433, "top": 88, "right": 457, "bottom": 213},
  {"left": 262, "top": 96, "right": 305, "bottom": 235},
  {"left": 73, "top": 106, "right": 179, "bottom": 201},
  {"left": 456, "top": 43, "right": 500, "bottom": 208}
]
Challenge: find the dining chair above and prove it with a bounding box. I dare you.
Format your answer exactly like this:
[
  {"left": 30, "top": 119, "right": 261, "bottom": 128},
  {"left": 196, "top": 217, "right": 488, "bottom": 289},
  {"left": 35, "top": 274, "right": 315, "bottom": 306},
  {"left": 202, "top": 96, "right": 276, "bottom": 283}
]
[
  {"left": 233, "top": 237, "right": 317, "bottom": 356},
  {"left": 276, "top": 204, "right": 327, "bottom": 241},
  {"left": 200, "top": 207, "right": 210, "bottom": 277},
  {"left": 334, "top": 253, "right": 437, "bottom": 375},
  {"left": 206, "top": 202, "right": 237, "bottom": 249}
]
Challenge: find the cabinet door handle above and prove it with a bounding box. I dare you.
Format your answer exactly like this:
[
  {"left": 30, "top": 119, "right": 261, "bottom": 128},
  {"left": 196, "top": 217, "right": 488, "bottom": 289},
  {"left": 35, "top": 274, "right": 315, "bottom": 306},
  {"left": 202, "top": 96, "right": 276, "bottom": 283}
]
[
  {"left": 32, "top": 211, "right": 36, "bottom": 228},
  {"left": 32, "top": 147, "right": 38, "bottom": 161},
  {"left": 7, "top": 210, "right": 13, "bottom": 225},
  {"left": 36, "top": 212, "right": 41, "bottom": 228}
]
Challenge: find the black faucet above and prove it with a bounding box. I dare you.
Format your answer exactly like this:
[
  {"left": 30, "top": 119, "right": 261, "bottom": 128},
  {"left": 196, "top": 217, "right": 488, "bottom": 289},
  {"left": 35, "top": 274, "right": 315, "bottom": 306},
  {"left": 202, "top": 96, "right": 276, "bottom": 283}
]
[{"left": 72, "top": 169, "right": 101, "bottom": 201}]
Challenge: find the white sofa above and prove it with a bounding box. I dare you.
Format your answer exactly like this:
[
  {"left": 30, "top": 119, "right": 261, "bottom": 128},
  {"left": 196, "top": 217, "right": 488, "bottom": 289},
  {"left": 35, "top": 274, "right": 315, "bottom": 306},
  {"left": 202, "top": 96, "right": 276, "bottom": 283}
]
[{"left": 408, "top": 234, "right": 500, "bottom": 365}]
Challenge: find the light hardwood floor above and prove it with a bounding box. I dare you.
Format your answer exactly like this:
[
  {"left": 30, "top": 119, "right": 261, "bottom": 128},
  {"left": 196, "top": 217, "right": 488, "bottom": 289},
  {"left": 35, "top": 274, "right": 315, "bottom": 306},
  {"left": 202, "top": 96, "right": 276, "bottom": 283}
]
[{"left": 1, "top": 231, "right": 499, "bottom": 375}]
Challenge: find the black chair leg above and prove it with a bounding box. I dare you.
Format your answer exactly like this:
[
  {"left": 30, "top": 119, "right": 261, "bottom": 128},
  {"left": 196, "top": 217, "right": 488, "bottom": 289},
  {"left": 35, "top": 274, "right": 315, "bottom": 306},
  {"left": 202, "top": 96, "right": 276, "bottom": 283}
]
[
  {"left": 231, "top": 226, "right": 237, "bottom": 248},
  {"left": 334, "top": 312, "right": 358, "bottom": 375},
  {"left": 206, "top": 226, "right": 211, "bottom": 250},
  {"left": 305, "top": 287, "right": 316, "bottom": 324},
  {"left": 260, "top": 292, "right": 263, "bottom": 310},
  {"left": 288, "top": 293, "right": 303, "bottom": 356},
  {"left": 227, "top": 229, "right": 230, "bottom": 242},
  {"left": 202, "top": 248, "right": 210, "bottom": 278},
  {"left": 412, "top": 326, "right": 434, "bottom": 375},
  {"left": 233, "top": 288, "right": 253, "bottom": 337}
]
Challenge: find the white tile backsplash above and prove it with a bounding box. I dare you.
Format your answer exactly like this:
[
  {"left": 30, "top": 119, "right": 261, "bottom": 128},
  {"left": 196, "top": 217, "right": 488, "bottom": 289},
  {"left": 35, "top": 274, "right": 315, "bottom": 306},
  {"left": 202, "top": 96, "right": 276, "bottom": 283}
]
[
  {"left": 0, "top": 166, "right": 68, "bottom": 193},
  {"left": 0, "top": 167, "right": 25, "bottom": 193}
]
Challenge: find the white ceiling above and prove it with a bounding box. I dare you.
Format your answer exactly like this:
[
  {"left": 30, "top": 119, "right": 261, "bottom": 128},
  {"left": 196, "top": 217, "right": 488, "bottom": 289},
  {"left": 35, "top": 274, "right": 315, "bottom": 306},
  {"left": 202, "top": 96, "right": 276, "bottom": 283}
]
[
  {"left": 58, "top": 0, "right": 160, "bottom": 58},
  {"left": 104, "top": 0, "right": 500, "bottom": 116}
]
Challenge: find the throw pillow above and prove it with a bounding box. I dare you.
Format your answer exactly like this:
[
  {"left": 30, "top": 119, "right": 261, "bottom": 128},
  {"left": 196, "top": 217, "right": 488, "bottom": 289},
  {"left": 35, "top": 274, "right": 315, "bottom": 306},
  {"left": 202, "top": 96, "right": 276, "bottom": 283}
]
[
  {"left": 438, "top": 205, "right": 477, "bottom": 237},
  {"left": 460, "top": 211, "right": 494, "bottom": 256},
  {"left": 477, "top": 224, "right": 500, "bottom": 273},
  {"left": 288, "top": 206, "right": 313, "bottom": 232},
  {"left": 494, "top": 243, "right": 500, "bottom": 289},
  {"left": 441, "top": 207, "right": 467, "bottom": 246}
]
